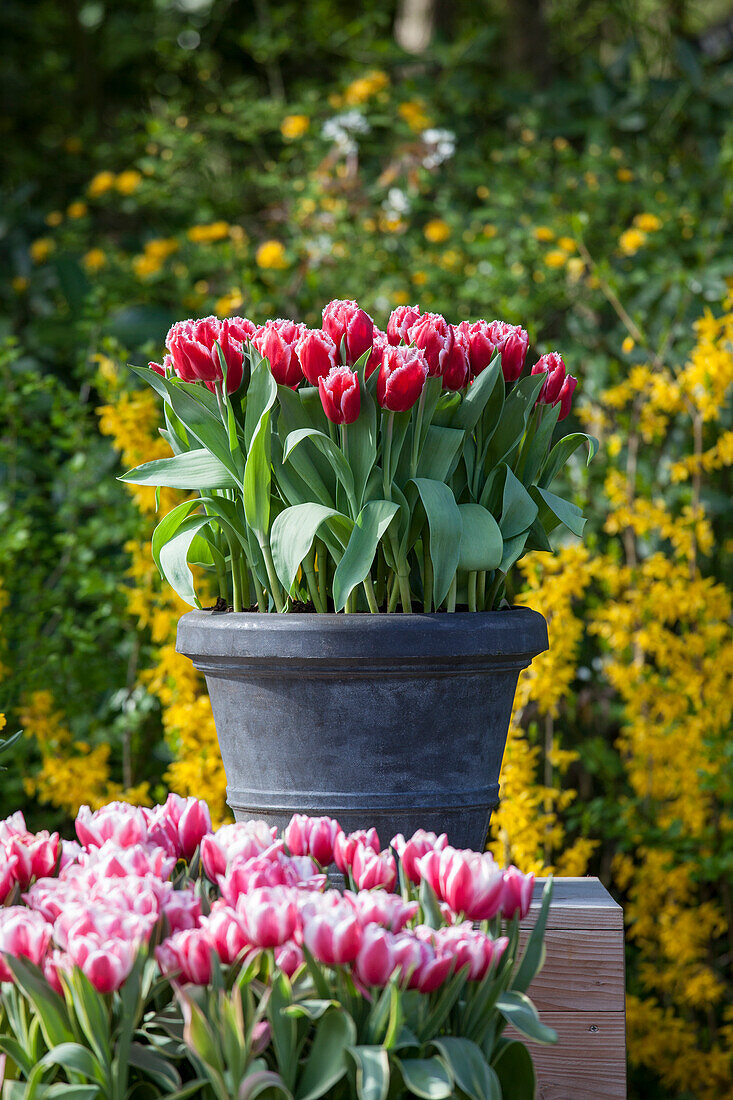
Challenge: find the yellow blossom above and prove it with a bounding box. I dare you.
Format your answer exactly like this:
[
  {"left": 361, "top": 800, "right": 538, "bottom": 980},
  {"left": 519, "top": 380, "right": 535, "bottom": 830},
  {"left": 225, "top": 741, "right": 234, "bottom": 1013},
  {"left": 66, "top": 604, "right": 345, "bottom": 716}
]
[
  {"left": 87, "top": 170, "right": 116, "bottom": 197},
  {"left": 633, "top": 212, "right": 662, "bottom": 232},
  {"left": 215, "top": 290, "right": 245, "bottom": 315},
  {"left": 187, "top": 222, "right": 230, "bottom": 244},
  {"left": 412, "top": 271, "right": 428, "bottom": 286},
  {"left": 30, "top": 238, "right": 54, "bottom": 263},
  {"left": 343, "top": 70, "right": 389, "bottom": 105},
  {"left": 476, "top": 185, "right": 490, "bottom": 200},
  {"left": 281, "top": 114, "right": 310, "bottom": 140},
  {"left": 553, "top": 136, "right": 569, "bottom": 151},
  {"left": 533, "top": 226, "right": 555, "bottom": 242},
  {"left": 557, "top": 236, "right": 576, "bottom": 252},
  {"left": 619, "top": 228, "right": 647, "bottom": 256},
  {"left": 566, "top": 257, "right": 584, "bottom": 280},
  {"left": 617, "top": 167, "right": 634, "bottom": 182},
  {"left": 544, "top": 249, "right": 568, "bottom": 268},
  {"left": 67, "top": 201, "right": 88, "bottom": 219},
  {"left": 11, "top": 276, "right": 28, "bottom": 293},
  {"left": 256, "top": 239, "right": 289, "bottom": 270},
  {"left": 398, "top": 100, "right": 431, "bottom": 132},
  {"left": 45, "top": 210, "right": 63, "bottom": 227},
  {"left": 115, "top": 169, "right": 143, "bottom": 195},
  {"left": 622, "top": 336, "right": 635, "bottom": 354},
  {"left": 83, "top": 248, "right": 107, "bottom": 272},
  {"left": 424, "top": 219, "right": 451, "bottom": 244},
  {"left": 483, "top": 224, "right": 497, "bottom": 239}
]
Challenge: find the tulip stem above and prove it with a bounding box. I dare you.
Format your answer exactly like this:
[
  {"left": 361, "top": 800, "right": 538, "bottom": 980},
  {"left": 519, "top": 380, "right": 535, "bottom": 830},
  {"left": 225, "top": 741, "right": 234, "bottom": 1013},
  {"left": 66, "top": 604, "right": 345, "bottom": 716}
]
[
  {"left": 446, "top": 575, "right": 457, "bottom": 613},
  {"left": 410, "top": 385, "right": 427, "bottom": 479},
  {"left": 259, "top": 538, "right": 285, "bottom": 613},
  {"left": 485, "top": 571, "right": 504, "bottom": 611},
  {"left": 304, "top": 547, "right": 325, "bottom": 613},
  {"left": 423, "top": 538, "right": 433, "bottom": 613},
  {"left": 387, "top": 574, "right": 399, "bottom": 613},
  {"left": 477, "top": 570, "right": 486, "bottom": 611},
  {"left": 397, "top": 571, "right": 412, "bottom": 613},
  {"left": 363, "top": 576, "right": 379, "bottom": 613},
  {"left": 468, "top": 571, "right": 477, "bottom": 612},
  {"left": 316, "top": 539, "right": 329, "bottom": 611}
]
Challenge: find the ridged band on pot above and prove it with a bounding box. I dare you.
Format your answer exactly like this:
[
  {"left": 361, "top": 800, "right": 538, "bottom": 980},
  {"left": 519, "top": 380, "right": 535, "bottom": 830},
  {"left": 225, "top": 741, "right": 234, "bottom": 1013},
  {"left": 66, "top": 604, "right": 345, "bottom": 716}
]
[{"left": 176, "top": 609, "right": 548, "bottom": 851}]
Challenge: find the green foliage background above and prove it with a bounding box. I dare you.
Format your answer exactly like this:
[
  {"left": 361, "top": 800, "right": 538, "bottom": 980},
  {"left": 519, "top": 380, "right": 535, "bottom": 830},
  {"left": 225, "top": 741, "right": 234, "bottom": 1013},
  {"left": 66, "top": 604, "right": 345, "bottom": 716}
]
[{"left": 0, "top": 3, "right": 732, "bottom": 1095}]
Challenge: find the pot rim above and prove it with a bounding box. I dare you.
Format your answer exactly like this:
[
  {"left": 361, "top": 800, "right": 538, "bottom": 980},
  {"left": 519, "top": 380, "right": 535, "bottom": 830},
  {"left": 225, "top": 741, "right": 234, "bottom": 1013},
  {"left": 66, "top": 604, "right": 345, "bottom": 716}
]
[{"left": 176, "top": 606, "right": 549, "bottom": 663}]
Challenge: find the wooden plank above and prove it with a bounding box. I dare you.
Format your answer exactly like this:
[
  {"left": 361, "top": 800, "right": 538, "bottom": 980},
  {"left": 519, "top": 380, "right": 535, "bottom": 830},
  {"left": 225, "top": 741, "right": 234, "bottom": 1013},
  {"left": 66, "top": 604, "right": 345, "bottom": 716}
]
[
  {"left": 523, "top": 877, "right": 623, "bottom": 931},
  {"left": 519, "top": 928, "right": 625, "bottom": 1013},
  {"left": 520, "top": 1012, "right": 627, "bottom": 1100}
]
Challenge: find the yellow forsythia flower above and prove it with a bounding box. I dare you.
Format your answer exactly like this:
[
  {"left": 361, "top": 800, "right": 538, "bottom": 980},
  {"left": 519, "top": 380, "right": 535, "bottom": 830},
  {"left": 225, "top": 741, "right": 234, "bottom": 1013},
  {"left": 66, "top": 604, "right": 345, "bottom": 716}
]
[
  {"left": 398, "top": 100, "right": 432, "bottom": 132},
  {"left": 115, "top": 170, "right": 143, "bottom": 195},
  {"left": 281, "top": 114, "right": 310, "bottom": 140},
  {"left": 634, "top": 212, "right": 662, "bottom": 232},
  {"left": 619, "top": 228, "right": 647, "bottom": 255},
  {"left": 83, "top": 249, "right": 107, "bottom": 272},
  {"left": 622, "top": 335, "right": 635, "bottom": 354},
  {"left": 533, "top": 226, "right": 555, "bottom": 242},
  {"left": 256, "top": 240, "right": 289, "bottom": 270},
  {"left": 343, "top": 70, "right": 389, "bottom": 105},
  {"left": 67, "top": 201, "right": 88, "bottom": 219},
  {"left": 544, "top": 249, "right": 568, "bottom": 268},
  {"left": 45, "top": 210, "right": 63, "bottom": 227},
  {"left": 187, "top": 222, "right": 230, "bottom": 244},
  {"left": 424, "top": 219, "right": 451, "bottom": 244},
  {"left": 87, "top": 170, "right": 116, "bottom": 197},
  {"left": 30, "top": 238, "right": 54, "bottom": 263},
  {"left": 557, "top": 236, "right": 577, "bottom": 252},
  {"left": 617, "top": 167, "right": 634, "bottom": 182}
]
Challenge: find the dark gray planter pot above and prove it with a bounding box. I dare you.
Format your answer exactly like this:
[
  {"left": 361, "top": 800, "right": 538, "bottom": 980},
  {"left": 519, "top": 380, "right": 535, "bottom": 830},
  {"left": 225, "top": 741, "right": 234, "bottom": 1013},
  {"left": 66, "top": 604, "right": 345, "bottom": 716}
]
[{"left": 176, "top": 609, "right": 548, "bottom": 852}]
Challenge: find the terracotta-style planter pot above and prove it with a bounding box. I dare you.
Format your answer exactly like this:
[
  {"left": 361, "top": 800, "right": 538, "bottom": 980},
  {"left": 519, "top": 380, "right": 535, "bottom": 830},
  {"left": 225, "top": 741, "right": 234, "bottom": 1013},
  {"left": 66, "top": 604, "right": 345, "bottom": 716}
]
[{"left": 176, "top": 608, "right": 547, "bottom": 851}]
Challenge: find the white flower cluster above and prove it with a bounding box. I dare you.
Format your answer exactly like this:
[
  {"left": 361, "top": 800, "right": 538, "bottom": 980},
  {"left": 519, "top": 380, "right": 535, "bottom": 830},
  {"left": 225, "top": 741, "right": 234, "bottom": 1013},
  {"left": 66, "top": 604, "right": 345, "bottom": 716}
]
[
  {"left": 382, "top": 187, "right": 411, "bottom": 220},
  {"left": 421, "top": 128, "right": 456, "bottom": 169},
  {"left": 321, "top": 111, "right": 371, "bottom": 157}
]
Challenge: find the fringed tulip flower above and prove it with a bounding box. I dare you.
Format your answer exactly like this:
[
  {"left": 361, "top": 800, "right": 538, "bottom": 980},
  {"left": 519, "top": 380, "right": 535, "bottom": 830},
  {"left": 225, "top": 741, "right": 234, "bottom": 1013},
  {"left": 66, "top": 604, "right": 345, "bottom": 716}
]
[
  {"left": 150, "top": 795, "right": 212, "bottom": 861},
  {"left": 351, "top": 845, "right": 397, "bottom": 892},
  {"left": 164, "top": 316, "right": 249, "bottom": 394},
  {"left": 387, "top": 304, "right": 421, "bottom": 346},
  {"left": 275, "top": 941, "right": 304, "bottom": 977},
  {"left": 202, "top": 905, "right": 250, "bottom": 965},
  {"left": 407, "top": 312, "right": 454, "bottom": 377},
  {"left": 442, "top": 326, "right": 471, "bottom": 391},
  {"left": 322, "top": 299, "right": 374, "bottom": 365},
  {"left": 377, "top": 345, "right": 428, "bottom": 411},
  {"left": 347, "top": 890, "right": 418, "bottom": 932},
  {"left": 557, "top": 374, "right": 577, "bottom": 420},
  {"left": 364, "top": 328, "right": 389, "bottom": 378},
  {"left": 532, "top": 351, "right": 566, "bottom": 403},
  {"left": 284, "top": 814, "right": 343, "bottom": 867},
  {"left": 253, "top": 319, "right": 306, "bottom": 387},
  {"left": 296, "top": 329, "right": 339, "bottom": 386},
  {"left": 318, "top": 366, "right": 361, "bottom": 424},
  {"left": 0, "top": 852, "right": 19, "bottom": 903},
  {"left": 459, "top": 320, "right": 528, "bottom": 381},
  {"left": 333, "top": 828, "right": 380, "bottom": 874},
  {"left": 435, "top": 925, "right": 508, "bottom": 980}
]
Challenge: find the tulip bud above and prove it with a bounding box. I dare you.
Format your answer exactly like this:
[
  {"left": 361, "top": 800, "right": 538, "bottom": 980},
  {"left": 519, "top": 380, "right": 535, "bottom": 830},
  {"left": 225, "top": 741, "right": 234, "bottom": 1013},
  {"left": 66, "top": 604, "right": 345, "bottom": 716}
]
[
  {"left": 354, "top": 925, "right": 396, "bottom": 987},
  {"left": 275, "top": 941, "right": 304, "bottom": 977},
  {"left": 302, "top": 899, "right": 363, "bottom": 965},
  {"left": 201, "top": 820, "right": 278, "bottom": 882},
  {"left": 236, "top": 887, "right": 300, "bottom": 948},
  {"left": 322, "top": 299, "right": 374, "bottom": 365},
  {"left": 296, "top": 329, "right": 339, "bottom": 386},
  {"left": 377, "top": 346, "right": 428, "bottom": 411},
  {"left": 387, "top": 304, "right": 421, "bottom": 346},
  {"left": 75, "top": 803, "right": 149, "bottom": 849},
  {"left": 347, "top": 889, "right": 418, "bottom": 932},
  {"left": 416, "top": 847, "right": 504, "bottom": 921},
  {"left": 156, "top": 928, "right": 213, "bottom": 986},
  {"left": 351, "top": 845, "right": 397, "bottom": 892},
  {"left": 441, "top": 326, "right": 471, "bottom": 391},
  {"left": 0, "top": 908, "right": 52, "bottom": 981},
  {"left": 391, "top": 829, "right": 448, "bottom": 885},
  {"left": 333, "top": 829, "right": 380, "bottom": 874},
  {"left": 318, "top": 366, "right": 361, "bottom": 424},
  {"left": 557, "top": 374, "right": 577, "bottom": 420},
  {"left": 283, "top": 814, "right": 343, "bottom": 867},
  {"left": 501, "top": 866, "right": 535, "bottom": 920},
  {"left": 365, "top": 328, "right": 389, "bottom": 378},
  {"left": 407, "top": 313, "right": 454, "bottom": 377},
  {"left": 498, "top": 324, "right": 529, "bottom": 382},
  {"left": 202, "top": 906, "right": 250, "bottom": 964},
  {"left": 253, "top": 319, "right": 306, "bottom": 387}
]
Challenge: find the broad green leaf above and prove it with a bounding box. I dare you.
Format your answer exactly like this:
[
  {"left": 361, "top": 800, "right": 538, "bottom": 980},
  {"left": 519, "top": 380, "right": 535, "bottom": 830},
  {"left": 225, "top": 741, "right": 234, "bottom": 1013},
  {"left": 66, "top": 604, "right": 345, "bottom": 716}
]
[
  {"left": 269, "top": 972, "right": 297, "bottom": 1091},
  {"left": 395, "top": 1056, "right": 453, "bottom": 1099},
  {"left": 347, "top": 1046, "right": 390, "bottom": 1100},
  {"left": 38, "top": 1042, "right": 103, "bottom": 1084},
  {"left": 452, "top": 355, "right": 502, "bottom": 432},
  {"left": 495, "top": 990, "right": 557, "bottom": 1044},
  {"left": 245, "top": 359, "right": 278, "bottom": 450},
  {"left": 4, "top": 956, "right": 73, "bottom": 1049},
  {"left": 431, "top": 1037, "right": 499, "bottom": 1100},
  {"left": 499, "top": 531, "right": 529, "bottom": 575},
  {"left": 513, "top": 877, "right": 553, "bottom": 993},
  {"left": 415, "top": 425, "right": 464, "bottom": 483},
  {"left": 43, "top": 1087, "right": 102, "bottom": 1099},
  {"left": 517, "top": 402, "right": 561, "bottom": 486},
  {"left": 500, "top": 468, "right": 538, "bottom": 538},
  {"left": 271, "top": 504, "right": 342, "bottom": 593},
  {"left": 127, "top": 1043, "right": 182, "bottom": 1089},
  {"left": 418, "top": 876, "right": 443, "bottom": 931},
  {"left": 458, "top": 504, "right": 503, "bottom": 571},
  {"left": 151, "top": 500, "right": 204, "bottom": 575},
  {"left": 239, "top": 1071, "right": 294, "bottom": 1100},
  {"left": 492, "top": 1039, "right": 536, "bottom": 1100},
  {"left": 284, "top": 428, "right": 356, "bottom": 515},
  {"left": 539, "top": 432, "right": 599, "bottom": 488},
  {"left": 410, "top": 478, "right": 462, "bottom": 608},
  {"left": 243, "top": 409, "right": 273, "bottom": 538},
  {"left": 159, "top": 515, "right": 212, "bottom": 606},
  {"left": 346, "top": 371, "right": 378, "bottom": 511},
  {"left": 534, "top": 486, "right": 586, "bottom": 537},
  {"left": 119, "top": 450, "right": 239, "bottom": 490},
  {"left": 484, "top": 374, "right": 545, "bottom": 471},
  {"left": 66, "top": 970, "right": 111, "bottom": 1071},
  {"left": 332, "top": 500, "right": 399, "bottom": 612},
  {"left": 295, "top": 1008, "right": 356, "bottom": 1100},
  {"left": 525, "top": 516, "right": 553, "bottom": 553},
  {"left": 283, "top": 999, "right": 340, "bottom": 1021}
]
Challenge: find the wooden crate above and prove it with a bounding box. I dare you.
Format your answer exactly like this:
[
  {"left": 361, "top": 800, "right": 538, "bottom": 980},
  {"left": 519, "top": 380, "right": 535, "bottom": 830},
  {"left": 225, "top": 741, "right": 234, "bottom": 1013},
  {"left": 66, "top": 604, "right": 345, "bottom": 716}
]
[{"left": 515, "top": 877, "right": 626, "bottom": 1099}]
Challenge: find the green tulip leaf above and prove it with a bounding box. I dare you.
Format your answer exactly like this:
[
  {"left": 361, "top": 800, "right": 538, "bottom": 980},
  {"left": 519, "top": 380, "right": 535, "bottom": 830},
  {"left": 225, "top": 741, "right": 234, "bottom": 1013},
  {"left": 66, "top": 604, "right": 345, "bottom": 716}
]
[
  {"left": 295, "top": 1008, "right": 357, "bottom": 1100},
  {"left": 395, "top": 1056, "right": 453, "bottom": 1099},
  {"left": 271, "top": 503, "right": 343, "bottom": 593},
  {"left": 410, "top": 477, "right": 462, "bottom": 608},
  {"left": 332, "top": 499, "right": 399, "bottom": 612},
  {"left": 458, "top": 503, "right": 504, "bottom": 571},
  {"left": 347, "top": 1046, "right": 390, "bottom": 1100}
]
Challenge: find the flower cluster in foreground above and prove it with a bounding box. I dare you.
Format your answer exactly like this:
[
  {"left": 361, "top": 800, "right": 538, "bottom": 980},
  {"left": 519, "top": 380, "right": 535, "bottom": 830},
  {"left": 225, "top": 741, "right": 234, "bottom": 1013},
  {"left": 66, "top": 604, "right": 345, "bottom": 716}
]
[{"left": 0, "top": 797, "right": 555, "bottom": 1098}]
